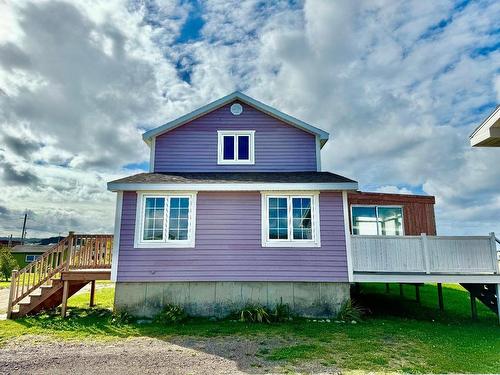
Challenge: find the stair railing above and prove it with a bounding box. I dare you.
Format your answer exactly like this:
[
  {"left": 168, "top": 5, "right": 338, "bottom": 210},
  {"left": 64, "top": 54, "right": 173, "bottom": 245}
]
[
  {"left": 68, "top": 234, "right": 113, "bottom": 270},
  {"left": 7, "top": 233, "right": 113, "bottom": 318},
  {"left": 7, "top": 233, "right": 74, "bottom": 318}
]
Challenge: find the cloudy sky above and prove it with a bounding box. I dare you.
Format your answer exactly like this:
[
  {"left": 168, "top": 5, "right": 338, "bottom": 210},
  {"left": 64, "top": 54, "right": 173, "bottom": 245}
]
[{"left": 0, "top": 0, "right": 499, "bottom": 238}]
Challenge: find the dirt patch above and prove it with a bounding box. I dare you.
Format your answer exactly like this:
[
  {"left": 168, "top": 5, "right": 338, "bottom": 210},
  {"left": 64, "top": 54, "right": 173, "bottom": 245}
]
[{"left": 0, "top": 335, "right": 340, "bottom": 375}]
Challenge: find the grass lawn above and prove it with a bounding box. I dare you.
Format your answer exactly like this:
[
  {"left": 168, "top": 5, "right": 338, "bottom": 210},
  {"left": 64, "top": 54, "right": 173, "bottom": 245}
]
[
  {"left": 0, "top": 281, "right": 12, "bottom": 289},
  {"left": 0, "top": 283, "right": 499, "bottom": 373}
]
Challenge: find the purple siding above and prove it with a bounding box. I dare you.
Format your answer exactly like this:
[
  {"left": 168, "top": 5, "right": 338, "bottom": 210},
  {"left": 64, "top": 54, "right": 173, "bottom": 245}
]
[
  {"left": 116, "top": 191, "right": 348, "bottom": 282},
  {"left": 154, "top": 102, "right": 318, "bottom": 172}
]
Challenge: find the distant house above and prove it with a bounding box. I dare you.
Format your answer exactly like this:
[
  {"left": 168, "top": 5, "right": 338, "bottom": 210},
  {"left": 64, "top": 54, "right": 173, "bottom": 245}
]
[
  {"left": 10, "top": 245, "right": 53, "bottom": 268},
  {"left": 470, "top": 106, "right": 500, "bottom": 147}
]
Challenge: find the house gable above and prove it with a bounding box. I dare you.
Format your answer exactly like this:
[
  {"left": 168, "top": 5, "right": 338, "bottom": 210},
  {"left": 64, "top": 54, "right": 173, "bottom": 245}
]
[
  {"left": 143, "top": 91, "right": 329, "bottom": 145},
  {"left": 150, "top": 97, "right": 325, "bottom": 172}
]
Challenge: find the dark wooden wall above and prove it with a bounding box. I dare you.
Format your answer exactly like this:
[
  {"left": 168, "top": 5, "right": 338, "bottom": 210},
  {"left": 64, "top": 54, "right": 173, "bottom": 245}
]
[{"left": 347, "top": 192, "right": 436, "bottom": 235}]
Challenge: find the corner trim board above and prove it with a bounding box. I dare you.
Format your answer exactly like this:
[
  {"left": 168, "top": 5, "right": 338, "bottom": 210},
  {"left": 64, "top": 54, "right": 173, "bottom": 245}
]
[
  {"left": 315, "top": 135, "right": 322, "bottom": 171},
  {"left": 149, "top": 136, "right": 156, "bottom": 172},
  {"left": 111, "top": 191, "right": 123, "bottom": 282},
  {"left": 342, "top": 191, "right": 353, "bottom": 282}
]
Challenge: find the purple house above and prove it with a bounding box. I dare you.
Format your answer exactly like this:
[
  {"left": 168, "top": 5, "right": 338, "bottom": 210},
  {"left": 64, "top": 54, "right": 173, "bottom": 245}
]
[{"left": 107, "top": 92, "right": 500, "bottom": 319}]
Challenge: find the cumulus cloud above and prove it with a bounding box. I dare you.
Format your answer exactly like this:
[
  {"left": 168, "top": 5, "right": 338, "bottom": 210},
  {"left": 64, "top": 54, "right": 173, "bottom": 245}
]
[{"left": 0, "top": 0, "right": 499, "bottom": 237}]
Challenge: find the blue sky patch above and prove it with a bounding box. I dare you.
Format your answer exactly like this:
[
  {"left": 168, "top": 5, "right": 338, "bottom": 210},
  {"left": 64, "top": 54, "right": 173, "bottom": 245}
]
[
  {"left": 124, "top": 161, "right": 149, "bottom": 171},
  {"left": 176, "top": 1, "right": 204, "bottom": 43}
]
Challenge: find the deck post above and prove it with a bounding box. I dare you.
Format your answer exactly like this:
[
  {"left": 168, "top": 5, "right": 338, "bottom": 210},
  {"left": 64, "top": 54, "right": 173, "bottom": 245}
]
[
  {"left": 6, "top": 270, "right": 17, "bottom": 319},
  {"left": 470, "top": 293, "right": 478, "bottom": 320},
  {"left": 89, "top": 280, "right": 96, "bottom": 307},
  {"left": 489, "top": 232, "right": 499, "bottom": 273},
  {"left": 437, "top": 283, "right": 444, "bottom": 311},
  {"left": 421, "top": 233, "right": 431, "bottom": 274},
  {"left": 61, "top": 280, "right": 69, "bottom": 318},
  {"left": 415, "top": 284, "right": 421, "bottom": 304},
  {"left": 385, "top": 283, "right": 390, "bottom": 293},
  {"left": 496, "top": 284, "right": 500, "bottom": 325},
  {"left": 67, "top": 231, "right": 75, "bottom": 270}
]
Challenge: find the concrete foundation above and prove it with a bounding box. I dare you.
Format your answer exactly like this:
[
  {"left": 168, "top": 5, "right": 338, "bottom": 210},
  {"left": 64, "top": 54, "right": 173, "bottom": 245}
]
[{"left": 114, "top": 281, "right": 350, "bottom": 318}]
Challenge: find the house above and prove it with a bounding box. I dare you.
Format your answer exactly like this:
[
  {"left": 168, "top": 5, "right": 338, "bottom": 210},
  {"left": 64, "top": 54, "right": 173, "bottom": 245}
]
[
  {"left": 106, "top": 92, "right": 499, "bottom": 319},
  {"left": 7, "top": 92, "right": 498, "bottom": 321},
  {"left": 10, "top": 244, "right": 53, "bottom": 268},
  {"left": 470, "top": 105, "right": 500, "bottom": 147}
]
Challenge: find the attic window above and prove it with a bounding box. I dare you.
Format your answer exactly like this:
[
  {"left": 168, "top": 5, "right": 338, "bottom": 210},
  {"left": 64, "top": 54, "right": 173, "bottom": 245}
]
[
  {"left": 230, "top": 103, "right": 243, "bottom": 115},
  {"left": 217, "top": 130, "right": 255, "bottom": 165}
]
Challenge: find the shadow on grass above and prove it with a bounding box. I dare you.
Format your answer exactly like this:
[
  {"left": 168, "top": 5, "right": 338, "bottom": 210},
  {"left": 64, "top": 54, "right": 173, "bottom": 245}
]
[{"left": 357, "top": 283, "right": 498, "bottom": 325}]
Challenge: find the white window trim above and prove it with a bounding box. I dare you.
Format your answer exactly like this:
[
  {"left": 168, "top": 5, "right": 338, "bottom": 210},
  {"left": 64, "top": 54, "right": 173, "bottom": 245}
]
[
  {"left": 26, "top": 255, "right": 40, "bottom": 262},
  {"left": 261, "top": 191, "right": 321, "bottom": 248},
  {"left": 217, "top": 130, "right": 255, "bottom": 165},
  {"left": 134, "top": 191, "right": 197, "bottom": 248},
  {"left": 350, "top": 204, "right": 405, "bottom": 236}
]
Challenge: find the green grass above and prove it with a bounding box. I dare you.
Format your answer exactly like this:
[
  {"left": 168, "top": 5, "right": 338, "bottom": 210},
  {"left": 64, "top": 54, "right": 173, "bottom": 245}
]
[
  {"left": 0, "top": 280, "right": 13, "bottom": 288},
  {"left": 0, "top": 283, "right": 499, "bottom": 373}
]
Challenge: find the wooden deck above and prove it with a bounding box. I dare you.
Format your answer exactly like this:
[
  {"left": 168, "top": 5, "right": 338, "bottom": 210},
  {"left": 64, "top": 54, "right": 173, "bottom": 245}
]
[
  {"left": 350, "top": 233, "right": 500, "bottom": 322},
  {"left": 7, "top": 233, "right": 113, "bottom": 319},
  {"left": 350, "top": 233, "right": 500, "bottom": 283}
]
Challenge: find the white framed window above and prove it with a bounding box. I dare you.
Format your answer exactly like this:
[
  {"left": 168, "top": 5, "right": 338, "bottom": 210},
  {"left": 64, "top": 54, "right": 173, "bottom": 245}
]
[
  {"left": 134, "top": 192, "right": 197, "bottom": 248},
  {"left": 351, "top": 205, "right": 404, "bottom": 236},
  {"left": 25, "top": 255, "right": 41, "bottom": 262},
  {"left": 217, "top": 130, "right": 255, "bottom": 165},
  {"left": 261, "top": 192, "right": 321, "bottom": 247}
]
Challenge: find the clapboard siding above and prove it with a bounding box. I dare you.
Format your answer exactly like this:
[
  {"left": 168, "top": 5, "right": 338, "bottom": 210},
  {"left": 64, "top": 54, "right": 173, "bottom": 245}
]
[
  {"left": 348, "top": 192, "right": 436, "bottom": 235},
  {"left": 154, "top": 102, "right": 317, "bottom": 172},
  {"left": 117, "top": 191, "right": 348, "bottom": 282}
]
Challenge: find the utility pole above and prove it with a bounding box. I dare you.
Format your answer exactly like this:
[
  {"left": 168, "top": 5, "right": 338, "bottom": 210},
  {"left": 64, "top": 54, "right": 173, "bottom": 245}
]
[
  {"left": 8, "top": 234, "right": 12, "bottom": 247},
  {"left": 21, "top": 212, "right": 27, "bottom": 245}
]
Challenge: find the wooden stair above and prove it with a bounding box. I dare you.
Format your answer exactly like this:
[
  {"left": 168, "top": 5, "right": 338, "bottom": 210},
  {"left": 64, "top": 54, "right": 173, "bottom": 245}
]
[
  {"left": 461, "top": 283, "right": 498, "bottom": 315},
  {"left": 11, "top": 280, "right": 89, "bottom": 318},
  {"left": 7, "top": 233, "right": 113, "bottom": 319}
]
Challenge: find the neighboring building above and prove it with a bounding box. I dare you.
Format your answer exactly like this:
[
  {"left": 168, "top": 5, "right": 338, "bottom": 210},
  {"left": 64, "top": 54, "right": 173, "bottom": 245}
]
[
  {"left": 107, "top": 92, "right": 439, "bottom": 318},
  {"left": 10, "top": 245, "right": 53, "bottom": 268},
  {"left": 0, "top": 239, "right": 22, "bottom": 247},
  {"left": 470, "top": 106, "right": 500, "bottom": 147}
]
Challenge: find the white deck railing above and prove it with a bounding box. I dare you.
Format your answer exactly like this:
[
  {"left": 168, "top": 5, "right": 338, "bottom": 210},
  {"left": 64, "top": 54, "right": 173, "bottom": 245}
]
[{"left": 351, "top": 233, "right": 499, "bottom": 275}]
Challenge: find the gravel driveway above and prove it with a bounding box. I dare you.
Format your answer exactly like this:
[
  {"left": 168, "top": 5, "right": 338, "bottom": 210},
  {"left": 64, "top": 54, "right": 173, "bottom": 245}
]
[{"left": 0, "top": 336, "right": 339, "bottom": 375}]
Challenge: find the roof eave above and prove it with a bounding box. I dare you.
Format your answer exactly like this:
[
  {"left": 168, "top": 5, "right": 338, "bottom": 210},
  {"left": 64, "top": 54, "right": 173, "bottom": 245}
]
[
  {"left": 470, "top": 105, "right": 500, "bottom": 147},
  {"left": 107, "top": 181, "right": 358, "bottom": 193}
]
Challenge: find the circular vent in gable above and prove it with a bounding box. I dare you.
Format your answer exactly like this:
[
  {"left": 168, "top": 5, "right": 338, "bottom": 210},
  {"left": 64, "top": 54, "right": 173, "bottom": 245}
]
[{"left": 230, "top": 103, "right": 243, "bottom": 116}]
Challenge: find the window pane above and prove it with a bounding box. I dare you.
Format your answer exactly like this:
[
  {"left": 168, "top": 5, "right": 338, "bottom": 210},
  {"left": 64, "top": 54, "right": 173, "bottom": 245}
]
[
  {"left": 377, "top": 207, "right": 403, "bottom": 235},
  {"left": 143, "top": 197, "right": 165, "bottom": 240},
  {"left": 237, "top": 135, "right": 249, "bottom": 160},
  {"left": 268, "top": 197, "right": 288, "bottom": 239},
  {"left": 223, "top": 136, "right": 235, "bottom": 160},
  {"left": 292, "top": 197, "right": 312, "bottom": 240},
  {"left": 168, "top": 197, "right": 190, "bottom": 241},
  {"left": 352, "top": 207, "right": 377, "bottom": 235}
]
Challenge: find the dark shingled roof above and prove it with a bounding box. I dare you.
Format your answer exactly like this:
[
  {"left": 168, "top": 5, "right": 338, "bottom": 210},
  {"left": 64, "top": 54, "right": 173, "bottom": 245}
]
[{"left": 109, "top": 172, "right": 357, "bottom": 185}]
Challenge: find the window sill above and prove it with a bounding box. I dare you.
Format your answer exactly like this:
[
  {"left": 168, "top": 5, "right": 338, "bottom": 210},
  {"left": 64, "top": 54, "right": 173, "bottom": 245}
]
[
  {"left": 134, "top": 241, "right": 195, "bottom": 249},
  {"left": 217, "top": 160, "right": 255, "bottom": 165},
  {"left": 262, "top": 240, "right": 321, "bottom": 248}
]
